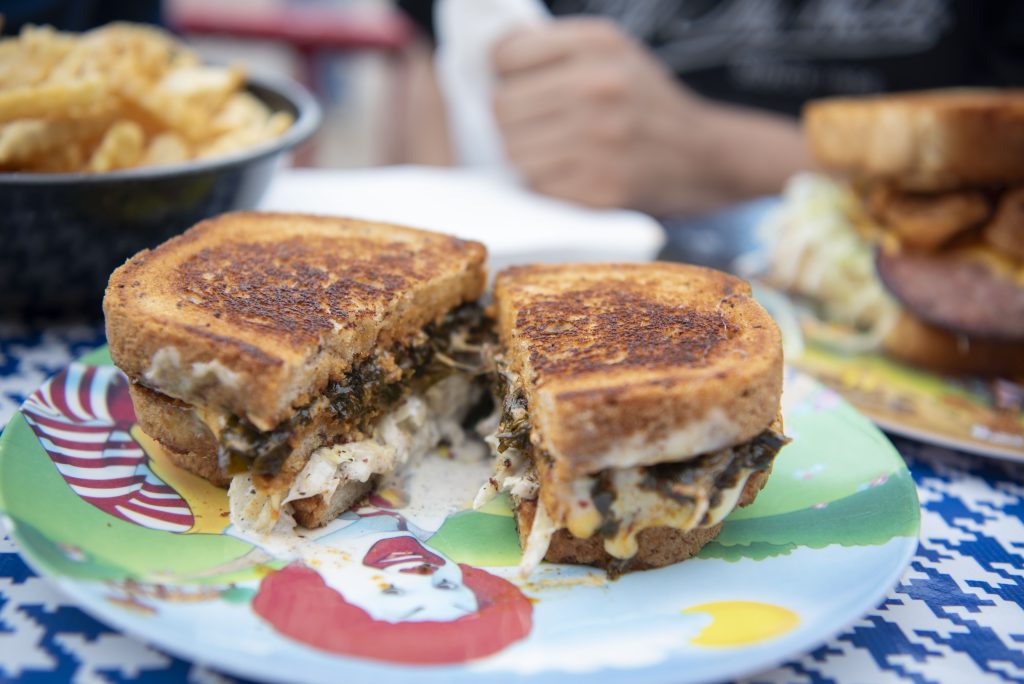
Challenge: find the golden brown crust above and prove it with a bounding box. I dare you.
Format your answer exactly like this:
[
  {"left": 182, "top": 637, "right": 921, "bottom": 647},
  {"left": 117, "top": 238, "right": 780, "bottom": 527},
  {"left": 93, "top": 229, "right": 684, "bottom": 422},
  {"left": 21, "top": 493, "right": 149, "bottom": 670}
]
[
  {"left": 882, "top": 310, "right": 1024, "bottom": 377},
  {"left": 494, "top": 263, "right": 783, "bottom": 478},
  {"left": 105, "top": 211, "right": 486, "bottom": 430},
  {"left": 805, "top": 89, "right": 1024, "bottom": 191},
  {"left": 515, "top": 469, "right": 770, "bottom": 574}
]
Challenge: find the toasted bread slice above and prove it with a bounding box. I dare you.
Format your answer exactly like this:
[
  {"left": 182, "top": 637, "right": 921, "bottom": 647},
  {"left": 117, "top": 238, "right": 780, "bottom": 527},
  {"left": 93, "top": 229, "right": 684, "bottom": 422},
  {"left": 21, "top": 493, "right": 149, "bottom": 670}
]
[
  {"left": 805, "top": 89, "right": 1024, "bottom": 191},
  {"left": 494, "top": 263, "right": 783, "bottom": 478},
  {"left": 105, "top": 212, "right": 486, "bottom": 431},
  {"left": 515, "top": 469, "right": 770, "bottom": 576}
]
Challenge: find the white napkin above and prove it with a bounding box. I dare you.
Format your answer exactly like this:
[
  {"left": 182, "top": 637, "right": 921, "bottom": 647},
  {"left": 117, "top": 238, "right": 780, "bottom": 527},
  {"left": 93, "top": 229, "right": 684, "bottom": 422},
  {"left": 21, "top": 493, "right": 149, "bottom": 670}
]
[
  {"left": 434, "top": 0, "right": 549, "bottom": 175},
  {"left": 260, "top": 167, "right": 666, "bottom": 269}
]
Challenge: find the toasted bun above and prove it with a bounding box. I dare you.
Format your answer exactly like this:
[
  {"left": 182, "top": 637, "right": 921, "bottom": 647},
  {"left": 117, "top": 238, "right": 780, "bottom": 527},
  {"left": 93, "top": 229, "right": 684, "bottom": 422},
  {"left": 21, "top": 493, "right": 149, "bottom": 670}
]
[
  {"left": 882, "top": 310, "right": 1024, "bottom": 377},
  {"left": 105, "top": 212, "right": 486, "bottom": 430},
  {"left": 805, "top": 89, "right": 1024, "bottom": 191},
  {"left": 515, "top": 470, "right": 770, "bottom": 576},
  {"left": 494, "top": 263, "right": 783, "bottom": 478}
]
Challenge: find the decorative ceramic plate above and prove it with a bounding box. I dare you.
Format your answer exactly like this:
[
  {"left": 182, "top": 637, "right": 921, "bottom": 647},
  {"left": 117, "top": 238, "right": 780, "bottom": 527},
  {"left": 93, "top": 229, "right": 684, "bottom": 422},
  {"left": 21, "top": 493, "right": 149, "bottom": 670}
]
[{"left": 0, "top": 348, "right": 919, "bottom": 684}]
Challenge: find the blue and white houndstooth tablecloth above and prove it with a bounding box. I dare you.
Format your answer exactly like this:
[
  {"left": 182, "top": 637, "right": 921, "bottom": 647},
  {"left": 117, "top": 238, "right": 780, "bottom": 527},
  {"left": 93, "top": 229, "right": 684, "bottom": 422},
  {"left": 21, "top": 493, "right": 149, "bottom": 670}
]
[{"left": 1, "top": 324, "right": 1022, "bottom": 684}]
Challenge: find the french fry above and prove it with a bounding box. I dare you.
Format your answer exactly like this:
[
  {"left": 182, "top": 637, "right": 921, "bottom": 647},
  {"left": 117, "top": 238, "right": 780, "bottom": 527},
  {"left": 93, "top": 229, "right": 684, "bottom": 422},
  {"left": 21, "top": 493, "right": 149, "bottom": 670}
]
[
  {"left": 0, "top": 25, "right": 75, "bottom": 88},
  {"left": 87, "top": 120, "right": 144, "bottom": 172},
  {"left": 0, "top": 78, "right": 107, "bottom": 122},
  {"left": 0, "top": 116, "right": 109, "bottom": 166},
  {"left": 0, "top": 22, "right": 293, "bottom": 173},
  {"left": 210, "top": 92, "right": 269, "bottom": 136},
  {"left": 197, "top": 109, "right": 295, "bottom": 159},
  {"left": 141, "top": 131, "right": 189, "bottom": 167},
  {"left": 27, "top": 142, "right": 85, "bottom": 173}
]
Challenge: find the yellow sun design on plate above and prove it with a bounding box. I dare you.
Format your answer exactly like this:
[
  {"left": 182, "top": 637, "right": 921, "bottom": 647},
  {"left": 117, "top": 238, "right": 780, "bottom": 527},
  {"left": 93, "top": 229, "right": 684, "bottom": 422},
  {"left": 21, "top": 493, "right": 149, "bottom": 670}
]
[{"left": 683, "top": 601, "right": 799, "bottom": 647}]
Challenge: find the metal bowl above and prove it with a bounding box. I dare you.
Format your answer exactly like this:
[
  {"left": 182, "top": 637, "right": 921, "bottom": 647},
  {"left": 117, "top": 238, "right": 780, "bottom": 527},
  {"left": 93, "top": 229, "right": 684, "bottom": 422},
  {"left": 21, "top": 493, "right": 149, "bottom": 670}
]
[{"left": 0, "top": 75, "right": 321, "bottom": 319}]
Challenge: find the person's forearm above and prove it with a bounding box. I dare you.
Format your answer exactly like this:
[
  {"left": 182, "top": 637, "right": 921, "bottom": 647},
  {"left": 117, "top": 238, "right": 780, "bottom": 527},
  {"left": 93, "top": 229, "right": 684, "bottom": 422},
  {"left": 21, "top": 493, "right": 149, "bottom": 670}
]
[
  {"left": 696, "top": 100, "right": 810, "bottom": 211},
  {"left": 612, "top": 85, "right": 810, "bottom": 218}
]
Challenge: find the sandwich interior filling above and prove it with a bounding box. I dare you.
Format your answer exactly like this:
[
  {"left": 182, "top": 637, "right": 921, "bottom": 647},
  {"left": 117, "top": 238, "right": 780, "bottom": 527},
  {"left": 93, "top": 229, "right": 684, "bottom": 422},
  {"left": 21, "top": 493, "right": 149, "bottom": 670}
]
[
  {"left": 205, "top": 302, "right": 491, "bottom": 533},
  {"left": 216, "top": 303, "right": 488, "bottom": 479},
  {"left": 230, "top": 372, "right": 484, "bottom": 534},
  {"left": 474, "top": 362, "right": 787, "bottom": 573}
]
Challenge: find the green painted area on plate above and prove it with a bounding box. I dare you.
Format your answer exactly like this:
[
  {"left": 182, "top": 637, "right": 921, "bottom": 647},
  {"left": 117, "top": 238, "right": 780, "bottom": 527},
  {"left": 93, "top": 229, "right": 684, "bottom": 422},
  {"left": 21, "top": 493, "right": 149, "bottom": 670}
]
[
  {"left": 476, "top": 492, "right": 515, "bottom": 517},
  {"left": 701, "top": 468, "right": 919, "bottom": 561},
  {"left": 0, "top": 413, "right": 254, "bottom": 582},
  {"left": 78, "top": 346, "right": 114, "bottom": 366},
  {"left": 12, "top": 518, "right": 130, "bottom": 581},
  {"left": 427, "top": 509, "right": 522, "bottom": 567},
  {"left": 728, "top": 385, "right": 905, "bottom": 521}
]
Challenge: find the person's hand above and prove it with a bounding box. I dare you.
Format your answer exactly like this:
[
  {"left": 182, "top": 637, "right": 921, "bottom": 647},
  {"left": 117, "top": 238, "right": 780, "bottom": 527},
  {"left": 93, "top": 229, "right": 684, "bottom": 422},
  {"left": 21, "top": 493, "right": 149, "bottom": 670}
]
[{"left": 492, "top": 18, "right": 807, "bottom": 216}]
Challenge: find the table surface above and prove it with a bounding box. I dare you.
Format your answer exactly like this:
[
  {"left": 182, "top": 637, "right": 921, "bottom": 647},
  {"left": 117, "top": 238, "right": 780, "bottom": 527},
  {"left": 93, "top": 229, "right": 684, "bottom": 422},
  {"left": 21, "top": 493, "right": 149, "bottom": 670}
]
[{"left": 1, "top": 322, "right": 1022, "bottom": 684}]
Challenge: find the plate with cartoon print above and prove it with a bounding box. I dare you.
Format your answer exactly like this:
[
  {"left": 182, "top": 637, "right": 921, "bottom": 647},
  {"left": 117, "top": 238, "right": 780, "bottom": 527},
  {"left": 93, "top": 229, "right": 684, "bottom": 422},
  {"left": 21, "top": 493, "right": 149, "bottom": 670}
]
[{"left": 0, "top": 347, "right": 920, "bottom": 684}]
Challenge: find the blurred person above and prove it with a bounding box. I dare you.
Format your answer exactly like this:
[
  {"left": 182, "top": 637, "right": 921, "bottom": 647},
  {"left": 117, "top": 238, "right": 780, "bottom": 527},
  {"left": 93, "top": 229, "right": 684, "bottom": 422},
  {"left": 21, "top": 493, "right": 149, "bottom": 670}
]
[{"left": 393, "top": 0, "right": 1024, "bottom": 220}]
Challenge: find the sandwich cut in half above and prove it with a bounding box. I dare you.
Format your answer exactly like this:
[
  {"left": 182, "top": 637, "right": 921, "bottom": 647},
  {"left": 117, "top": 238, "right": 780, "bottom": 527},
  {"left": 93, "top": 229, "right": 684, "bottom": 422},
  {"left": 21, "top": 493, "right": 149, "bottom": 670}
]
[
  {"left": 104, "top": 212, "right": 488, "bottom": 533},
  {"left": 475, "top": 263, "right": 788, "bottom": 576}
]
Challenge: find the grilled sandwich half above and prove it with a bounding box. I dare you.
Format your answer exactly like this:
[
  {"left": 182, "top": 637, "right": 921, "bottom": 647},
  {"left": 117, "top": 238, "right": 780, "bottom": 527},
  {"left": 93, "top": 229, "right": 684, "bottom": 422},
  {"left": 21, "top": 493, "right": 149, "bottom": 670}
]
[
  {"left": 104, "top": 212, "right": 488, "bottom": 533},
  {"left": 476, "top": 263, "right": 788, "bottom": 576}
]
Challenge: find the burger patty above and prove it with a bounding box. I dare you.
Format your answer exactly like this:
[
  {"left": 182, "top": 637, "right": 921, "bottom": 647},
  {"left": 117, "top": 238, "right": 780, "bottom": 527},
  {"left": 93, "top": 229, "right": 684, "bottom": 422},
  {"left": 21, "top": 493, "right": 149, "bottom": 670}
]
[{"left": 876, "top": 250, "right": 1024, "bottom": 341}]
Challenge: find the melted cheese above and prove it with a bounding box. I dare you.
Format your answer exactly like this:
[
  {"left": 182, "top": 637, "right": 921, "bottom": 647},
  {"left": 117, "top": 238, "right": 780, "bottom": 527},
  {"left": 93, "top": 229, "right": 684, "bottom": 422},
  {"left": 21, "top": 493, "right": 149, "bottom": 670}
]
[
  {"left": 477, "top": 436, "right": 762, "bottom": 566},
  {"left": 519, "top": 499, "right": 556, "bottom": 576},
  {"left": 553, "top": 460, "right": 758, "bottom": 560},
  {"left": 144, "top": 347, "right": 243, "bottom": 396},
  {"left": 547, "top": 407, "right": 747, "bottom": 474}
]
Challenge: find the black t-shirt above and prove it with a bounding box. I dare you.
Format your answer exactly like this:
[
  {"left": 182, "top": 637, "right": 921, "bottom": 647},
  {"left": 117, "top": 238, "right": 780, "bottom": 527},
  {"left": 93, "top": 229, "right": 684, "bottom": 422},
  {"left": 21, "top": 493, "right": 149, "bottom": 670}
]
[
  {"left": 399, "top": 0, "right": 1024, "bottom": 116},
  {"left": 0, "top": 0, "right": 163, "bottom": 34}
]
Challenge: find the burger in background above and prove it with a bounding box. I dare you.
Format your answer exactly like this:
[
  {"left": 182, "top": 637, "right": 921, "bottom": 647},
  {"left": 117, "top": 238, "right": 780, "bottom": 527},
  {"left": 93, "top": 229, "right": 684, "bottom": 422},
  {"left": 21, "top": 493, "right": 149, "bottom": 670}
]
[{"left": 761, "top": 89, "right": 1024, "bottom": 378}]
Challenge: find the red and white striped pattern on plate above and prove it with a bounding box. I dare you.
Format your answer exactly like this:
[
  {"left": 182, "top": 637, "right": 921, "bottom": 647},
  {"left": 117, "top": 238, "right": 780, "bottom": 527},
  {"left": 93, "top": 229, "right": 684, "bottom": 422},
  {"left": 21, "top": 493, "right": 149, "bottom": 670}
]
[{"left": 21, "top": 364, "right": 195, "bottom": 533}]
